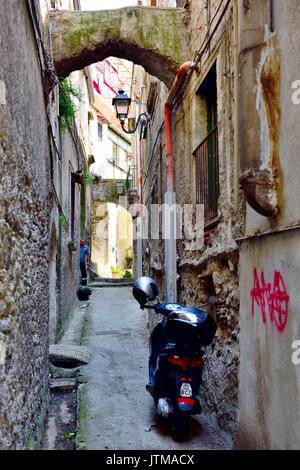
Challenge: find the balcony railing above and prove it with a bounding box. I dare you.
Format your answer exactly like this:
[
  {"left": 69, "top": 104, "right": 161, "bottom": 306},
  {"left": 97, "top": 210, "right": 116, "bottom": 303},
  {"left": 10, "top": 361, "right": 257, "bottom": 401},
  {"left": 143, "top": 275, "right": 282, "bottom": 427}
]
[{"left": 193, "top": 125, "right": 219, "bottom": 227}]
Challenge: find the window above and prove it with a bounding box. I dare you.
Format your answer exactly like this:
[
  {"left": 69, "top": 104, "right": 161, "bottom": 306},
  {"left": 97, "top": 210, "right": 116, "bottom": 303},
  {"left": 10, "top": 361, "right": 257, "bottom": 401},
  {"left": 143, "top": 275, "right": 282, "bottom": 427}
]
[
  {"left": 193, "top": 63, "right": 219, "bottom": 228},
  {"left": 97, "top": 122, "right": 103, "bottom": 141},
  {"left": 112, "top": 142, "right": 119, "bottom": 167}
]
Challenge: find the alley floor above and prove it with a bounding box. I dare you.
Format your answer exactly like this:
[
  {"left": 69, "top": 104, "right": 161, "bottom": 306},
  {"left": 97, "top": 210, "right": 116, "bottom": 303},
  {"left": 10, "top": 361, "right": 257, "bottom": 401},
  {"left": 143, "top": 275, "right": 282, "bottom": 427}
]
[{"left": 76, "top": 286, "right": 229, "bottom": 451}]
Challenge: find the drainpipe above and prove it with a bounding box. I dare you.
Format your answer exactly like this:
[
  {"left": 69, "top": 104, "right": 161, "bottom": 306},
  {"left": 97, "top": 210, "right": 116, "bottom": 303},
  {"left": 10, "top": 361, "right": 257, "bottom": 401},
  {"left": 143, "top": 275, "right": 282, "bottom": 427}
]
[
  {"left": 136, "top": 132, "right": 143, "bottom": 278},
  {"left": 164, "top": 61, "right": 193, "bottom": 302},
  {"left": 238, "top": 0, "right": 279, "bottom": 217}
]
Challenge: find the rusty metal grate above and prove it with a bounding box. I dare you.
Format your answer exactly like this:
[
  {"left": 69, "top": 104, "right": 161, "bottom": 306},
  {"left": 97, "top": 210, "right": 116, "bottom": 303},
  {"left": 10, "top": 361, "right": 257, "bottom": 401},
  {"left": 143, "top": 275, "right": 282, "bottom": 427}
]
[{"left": 193, "top": 125, "right": 219, "bottom": 226}]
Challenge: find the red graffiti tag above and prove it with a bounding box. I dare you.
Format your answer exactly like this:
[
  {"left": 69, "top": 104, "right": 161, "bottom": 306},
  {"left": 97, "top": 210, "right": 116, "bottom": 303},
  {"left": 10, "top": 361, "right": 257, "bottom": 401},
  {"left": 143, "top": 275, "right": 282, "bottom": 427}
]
[{"left": 251, "top": 269, "right": 289, "bottom": 332}]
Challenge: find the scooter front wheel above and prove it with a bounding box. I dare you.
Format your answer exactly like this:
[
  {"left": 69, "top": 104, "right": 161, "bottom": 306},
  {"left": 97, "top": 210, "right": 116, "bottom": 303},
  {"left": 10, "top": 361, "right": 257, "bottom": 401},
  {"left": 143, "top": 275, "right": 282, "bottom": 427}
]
[{"left": 169, "top": 413, "right": 189, "bottom": 441}]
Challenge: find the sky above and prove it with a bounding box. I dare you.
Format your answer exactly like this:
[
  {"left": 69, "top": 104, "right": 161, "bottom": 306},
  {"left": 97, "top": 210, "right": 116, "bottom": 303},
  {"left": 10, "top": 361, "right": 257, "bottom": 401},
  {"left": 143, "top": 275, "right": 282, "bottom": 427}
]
[{"left": 80, "top": 0, "right": 138, "bottom": 10}]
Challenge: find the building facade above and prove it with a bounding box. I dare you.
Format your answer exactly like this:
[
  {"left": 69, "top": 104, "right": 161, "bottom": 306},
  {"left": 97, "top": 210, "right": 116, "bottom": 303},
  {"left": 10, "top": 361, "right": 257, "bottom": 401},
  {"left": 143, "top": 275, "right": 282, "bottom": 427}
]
[
  {"left": 135, "top": 0, "right": 300, "bottom": 449},
  {"left": 0, "top": 0, "right": 300, "bottom": 450}
]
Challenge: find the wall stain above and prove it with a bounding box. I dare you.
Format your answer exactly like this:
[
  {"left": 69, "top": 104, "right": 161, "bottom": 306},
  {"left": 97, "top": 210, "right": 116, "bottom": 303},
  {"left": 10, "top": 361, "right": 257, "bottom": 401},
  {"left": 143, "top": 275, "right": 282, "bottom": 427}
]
[{"left": 259, "top": 34, "right": 285, "bottom": 225}]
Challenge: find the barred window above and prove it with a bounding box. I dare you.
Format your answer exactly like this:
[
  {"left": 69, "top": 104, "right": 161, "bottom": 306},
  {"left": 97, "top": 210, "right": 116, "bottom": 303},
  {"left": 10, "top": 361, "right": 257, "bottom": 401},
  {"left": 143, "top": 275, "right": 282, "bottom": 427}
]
[{"left": 193, "top": 63, "right": 219, "bottom": 229}]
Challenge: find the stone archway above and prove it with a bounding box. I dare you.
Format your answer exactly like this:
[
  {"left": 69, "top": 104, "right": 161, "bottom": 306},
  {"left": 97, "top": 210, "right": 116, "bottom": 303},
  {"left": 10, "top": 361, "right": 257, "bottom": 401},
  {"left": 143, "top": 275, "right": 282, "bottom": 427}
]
[
  {"left": 91, "top": 201, "right": 134, "bottom": 278},
  {"left": 49, "top": 6, "right": 189, "bottom": 87},
  {"left": 90, "top": 178, "right": 135, "bottom": 278}
]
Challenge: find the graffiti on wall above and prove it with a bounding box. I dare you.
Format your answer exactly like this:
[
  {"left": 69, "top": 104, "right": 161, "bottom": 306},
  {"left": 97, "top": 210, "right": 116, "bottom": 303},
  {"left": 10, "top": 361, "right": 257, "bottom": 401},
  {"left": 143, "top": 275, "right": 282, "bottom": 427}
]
[{"left": 251, "top": 269, "right": 289, "bottom": 332}]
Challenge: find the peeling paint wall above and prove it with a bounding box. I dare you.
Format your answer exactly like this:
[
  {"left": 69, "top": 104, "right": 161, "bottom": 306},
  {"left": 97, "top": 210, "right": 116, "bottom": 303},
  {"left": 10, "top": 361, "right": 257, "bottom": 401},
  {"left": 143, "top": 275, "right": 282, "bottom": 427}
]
[
  {"left": 237, "top": 0, "right": 300, "bottom": 449},
  {"left": 237, "top": 232, "right": 300, "bottom": 449}
]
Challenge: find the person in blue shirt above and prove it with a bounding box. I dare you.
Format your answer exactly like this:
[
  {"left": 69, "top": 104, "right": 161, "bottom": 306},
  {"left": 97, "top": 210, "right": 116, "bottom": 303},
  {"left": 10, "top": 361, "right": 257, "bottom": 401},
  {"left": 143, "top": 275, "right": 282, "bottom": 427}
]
[{"left": 80, "top": 238, "right": 90, "bottom": 286}]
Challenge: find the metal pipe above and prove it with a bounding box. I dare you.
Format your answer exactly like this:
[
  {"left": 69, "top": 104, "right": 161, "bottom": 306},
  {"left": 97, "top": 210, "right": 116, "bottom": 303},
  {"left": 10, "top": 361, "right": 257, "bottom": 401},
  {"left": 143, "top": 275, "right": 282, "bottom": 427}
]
[
  {"left": 233, "top": 0, "right": 239, "bottom": 214},
  {"left": 164, "top": 61, "right": 193, "bottom": 302},
  {"left": 136, "top": 131, "right": 143, "bottom": 278},
  {"left": 165, "top": 61, "right": 194, "bottom": 192}
]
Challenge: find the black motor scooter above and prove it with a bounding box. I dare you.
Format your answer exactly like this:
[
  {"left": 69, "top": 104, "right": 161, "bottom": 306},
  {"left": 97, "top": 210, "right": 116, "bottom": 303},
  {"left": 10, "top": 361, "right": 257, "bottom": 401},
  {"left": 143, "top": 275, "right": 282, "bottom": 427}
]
[{"left": 133, "top": 277, "right": 217, "bottom": 441}]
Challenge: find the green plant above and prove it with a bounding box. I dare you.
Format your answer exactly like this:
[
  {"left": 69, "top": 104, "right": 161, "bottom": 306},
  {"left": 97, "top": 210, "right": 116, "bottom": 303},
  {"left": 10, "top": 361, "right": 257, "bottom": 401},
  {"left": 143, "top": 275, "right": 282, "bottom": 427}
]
[
  {"left": 117, "top": 267, "right": 126, "bottom": 276},
  {"left": 83, "top": 171, "right": 95, "bottom": 186},
  {"left": 59, "top": 78, "right": 82, "bottom": 131},
  {"left": 124, "top": 270, "right": 132, "bottom": 278},
  {"left": 125, "top": 256, "right": 133, "bottom": 267},
  {"left": 59, "top": 212, "right": 67, "bottom": 227},
  {"left": 110, "top": 266, "right": 127, "bottom": 277}
]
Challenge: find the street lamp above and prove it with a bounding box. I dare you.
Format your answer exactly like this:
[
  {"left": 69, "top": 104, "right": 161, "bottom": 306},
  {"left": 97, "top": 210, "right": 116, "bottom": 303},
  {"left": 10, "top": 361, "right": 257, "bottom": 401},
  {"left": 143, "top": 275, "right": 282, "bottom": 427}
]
[
  {"left": 112, "top": 89, "right": 150, "bottom": 135},
  {"left": 116, "top": 181, "right": 124, "bottom": 195}
]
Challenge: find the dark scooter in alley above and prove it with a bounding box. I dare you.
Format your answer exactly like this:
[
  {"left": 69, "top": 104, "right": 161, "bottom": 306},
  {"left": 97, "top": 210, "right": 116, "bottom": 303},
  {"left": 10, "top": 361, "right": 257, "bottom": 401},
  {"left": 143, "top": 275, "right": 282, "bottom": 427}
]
[{"left": 133, "top": 277, "right": 217, "bottom": 441}]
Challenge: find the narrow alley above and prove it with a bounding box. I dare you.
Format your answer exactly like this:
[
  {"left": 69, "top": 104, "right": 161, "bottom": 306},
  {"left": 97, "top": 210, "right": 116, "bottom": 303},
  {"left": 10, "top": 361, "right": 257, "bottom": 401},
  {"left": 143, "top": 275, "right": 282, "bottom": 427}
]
[
  {"left": 76, "top": 286, "right": 228, "bottom": 451},
  {"left": 1, "top": 0, "right": 300, "bottom": 452}
]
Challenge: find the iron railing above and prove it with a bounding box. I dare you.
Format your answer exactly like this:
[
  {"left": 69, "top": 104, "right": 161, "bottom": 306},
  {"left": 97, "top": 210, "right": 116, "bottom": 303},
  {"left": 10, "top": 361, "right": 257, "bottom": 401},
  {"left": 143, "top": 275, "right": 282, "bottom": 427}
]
[{"left": 193, "top": 125, "right": 219, "bottom": 226}]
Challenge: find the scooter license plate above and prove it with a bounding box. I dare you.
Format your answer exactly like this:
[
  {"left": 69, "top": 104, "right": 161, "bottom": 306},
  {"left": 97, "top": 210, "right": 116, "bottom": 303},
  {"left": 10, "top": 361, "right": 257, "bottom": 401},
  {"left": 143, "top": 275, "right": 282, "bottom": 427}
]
[{"left": 180, "top": 382, "right": 193, "bottom": 398}]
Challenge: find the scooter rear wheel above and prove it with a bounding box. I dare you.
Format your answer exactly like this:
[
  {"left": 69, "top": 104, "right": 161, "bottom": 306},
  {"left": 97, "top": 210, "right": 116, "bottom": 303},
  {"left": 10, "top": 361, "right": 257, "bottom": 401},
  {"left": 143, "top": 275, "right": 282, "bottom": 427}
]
[{"left": 169, "top": 413, "right": 189, "bottom": 441}]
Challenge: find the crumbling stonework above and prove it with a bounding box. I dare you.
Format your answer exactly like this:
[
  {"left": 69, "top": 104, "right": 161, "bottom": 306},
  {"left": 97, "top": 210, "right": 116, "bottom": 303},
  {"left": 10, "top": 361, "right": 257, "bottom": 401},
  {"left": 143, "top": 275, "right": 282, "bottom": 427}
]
[
  {"left": 49, "top": 7, "right": 190, "bottom": 87},
  {"left": 0, "top": 0, "right": 51, "bottom": 448}
]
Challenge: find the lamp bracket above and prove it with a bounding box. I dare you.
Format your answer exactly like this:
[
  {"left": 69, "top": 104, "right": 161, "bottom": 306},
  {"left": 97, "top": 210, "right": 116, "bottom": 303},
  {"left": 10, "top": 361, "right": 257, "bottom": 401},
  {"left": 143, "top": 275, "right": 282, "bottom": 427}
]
[{"left": 121, "top": 113, "right": 150, "bottom": 134}]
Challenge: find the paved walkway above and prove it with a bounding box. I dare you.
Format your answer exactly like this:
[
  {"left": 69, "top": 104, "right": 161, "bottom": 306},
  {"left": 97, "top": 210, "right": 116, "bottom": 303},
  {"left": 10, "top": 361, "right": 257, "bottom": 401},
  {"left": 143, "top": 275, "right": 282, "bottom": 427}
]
[{"left": 76, "top": 286, "right": 228, "bottom": 451}]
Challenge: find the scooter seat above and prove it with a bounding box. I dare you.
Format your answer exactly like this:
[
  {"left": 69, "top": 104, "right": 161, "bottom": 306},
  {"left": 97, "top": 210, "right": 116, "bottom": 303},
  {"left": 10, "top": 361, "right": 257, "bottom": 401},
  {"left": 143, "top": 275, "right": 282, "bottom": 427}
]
[{"left": 163, "top": 343, "right": 176, "bottom": 351}]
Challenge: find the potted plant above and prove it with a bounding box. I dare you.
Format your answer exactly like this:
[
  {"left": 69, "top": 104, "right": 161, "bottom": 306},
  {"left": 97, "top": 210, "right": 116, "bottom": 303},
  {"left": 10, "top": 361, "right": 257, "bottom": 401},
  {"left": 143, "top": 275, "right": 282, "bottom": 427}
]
[
  {"left": 125, "top": 256, "right": 133, "bottom": 269},
  {"left": 111, "top": 266, "right": 118, "bottom": 279},
  {"left": 116, "top": 267, "right": 126, "bottom": 279}
]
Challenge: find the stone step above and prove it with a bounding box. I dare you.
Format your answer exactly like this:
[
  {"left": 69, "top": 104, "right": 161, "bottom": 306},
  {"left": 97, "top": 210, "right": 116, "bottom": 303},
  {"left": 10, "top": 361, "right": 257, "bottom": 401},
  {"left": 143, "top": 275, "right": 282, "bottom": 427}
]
[
  {"left": 89, "top": 279, "right": 135, "bottom": 287},
  {"left": 49, "top": 344, "right": 91, "bottom": 366},
  {"left": 49, "top": 378, "right": 77, "bottom": 392}
]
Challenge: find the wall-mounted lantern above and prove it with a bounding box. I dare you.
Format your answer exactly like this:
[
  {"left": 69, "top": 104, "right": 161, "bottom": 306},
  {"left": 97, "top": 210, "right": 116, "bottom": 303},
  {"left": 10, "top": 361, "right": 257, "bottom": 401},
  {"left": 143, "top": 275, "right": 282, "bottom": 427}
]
[{"left": 112, "top": 89, "right": 150, "bottom": 136}]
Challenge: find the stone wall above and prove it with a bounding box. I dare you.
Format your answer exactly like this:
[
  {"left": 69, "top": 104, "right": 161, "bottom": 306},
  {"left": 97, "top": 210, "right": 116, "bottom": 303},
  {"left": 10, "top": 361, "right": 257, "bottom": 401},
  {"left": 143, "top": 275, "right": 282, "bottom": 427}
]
[
  {"left": 0, "top": 0, "right": 51, "bottom": 448},
  {"left": 236, "top": 0, "right": 300, "bottom": 450},
  {"left": 55, "top": 127, "right": 82, "bottom": 337},
  {"left": 138, "top": 0, "right": 241, "bottom": 446}
]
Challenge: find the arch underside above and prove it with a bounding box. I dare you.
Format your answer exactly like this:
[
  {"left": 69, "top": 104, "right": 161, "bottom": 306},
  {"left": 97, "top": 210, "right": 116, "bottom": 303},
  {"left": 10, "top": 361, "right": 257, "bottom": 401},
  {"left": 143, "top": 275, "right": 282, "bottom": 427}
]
[
  {"left": 49, "top": 8, "right": 189, "bottom": 88},
  {"left": 55, "top": 40, "right": 179, "bottom": 88}
]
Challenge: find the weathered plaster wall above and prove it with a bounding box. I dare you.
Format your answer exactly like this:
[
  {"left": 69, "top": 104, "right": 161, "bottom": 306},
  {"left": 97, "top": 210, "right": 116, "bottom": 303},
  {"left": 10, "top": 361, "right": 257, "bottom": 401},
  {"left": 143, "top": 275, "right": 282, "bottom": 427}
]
[
  {"left": 91, "top": 201, "right": 109, "bottom": 277},
  {"left": 237, "top": 232, "right": 300, "bottom": 449},
  {"left": 0, "top": 0, "right": 50, "bottom": 448},
  {"left": 91, "top": 182, "right": 133, "bottom": 277},
  {"left": 244, "top": 1, "right": 300, "bottom": 235},
  {"left": 236, "top": 0, "right": 300, "bottom": 449}
]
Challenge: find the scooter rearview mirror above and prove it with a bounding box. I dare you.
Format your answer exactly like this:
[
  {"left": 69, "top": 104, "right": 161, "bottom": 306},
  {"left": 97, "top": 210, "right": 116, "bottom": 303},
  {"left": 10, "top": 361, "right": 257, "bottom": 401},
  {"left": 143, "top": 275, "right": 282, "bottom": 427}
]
[{"left": 206, "top": 296, "right": 216, "bottom": 306}]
